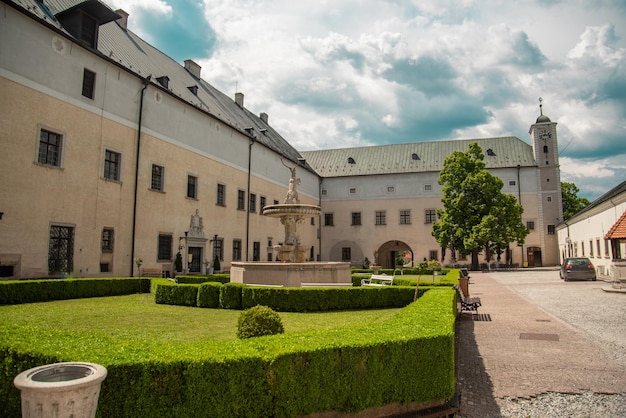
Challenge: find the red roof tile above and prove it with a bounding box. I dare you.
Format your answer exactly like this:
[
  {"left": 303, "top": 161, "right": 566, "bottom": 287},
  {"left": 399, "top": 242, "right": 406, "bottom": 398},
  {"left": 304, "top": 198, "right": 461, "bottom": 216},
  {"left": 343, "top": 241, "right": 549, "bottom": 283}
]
[{"left": 605, "top": 210, "right": 626, "bottom": 240}]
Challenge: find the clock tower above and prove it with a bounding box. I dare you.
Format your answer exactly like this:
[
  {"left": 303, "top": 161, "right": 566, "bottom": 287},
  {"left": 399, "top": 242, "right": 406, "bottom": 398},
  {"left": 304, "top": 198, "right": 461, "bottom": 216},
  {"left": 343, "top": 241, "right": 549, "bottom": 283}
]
[{"left": 528, "top": 97, "right": 563, "bottom": 266}]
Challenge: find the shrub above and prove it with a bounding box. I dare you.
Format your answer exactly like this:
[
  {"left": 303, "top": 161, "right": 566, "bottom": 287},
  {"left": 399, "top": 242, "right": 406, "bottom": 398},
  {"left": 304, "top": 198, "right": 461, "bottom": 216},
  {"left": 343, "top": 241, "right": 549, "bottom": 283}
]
[
  {"left": 219, "top": 282, "right": 244, "bottom": 309},
  {"left": 154, "top": 283, "right": 198, "bottom": 306},
  {"left": 197, "top": 282, "right": 222, "bottom": 308},
  {"left": 236, "top": 305, "right": 284, "bottom": 339}
]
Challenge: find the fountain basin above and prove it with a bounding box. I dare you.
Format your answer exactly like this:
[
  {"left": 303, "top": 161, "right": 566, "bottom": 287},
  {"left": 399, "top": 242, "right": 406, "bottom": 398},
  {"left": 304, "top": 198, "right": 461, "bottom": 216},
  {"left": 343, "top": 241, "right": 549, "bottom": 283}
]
[
  {"left": 230, "top": 262, "right": 351, "bottom": 287},
  {"left": 262, "top": 204, "right": 321, "bottom": 217}
]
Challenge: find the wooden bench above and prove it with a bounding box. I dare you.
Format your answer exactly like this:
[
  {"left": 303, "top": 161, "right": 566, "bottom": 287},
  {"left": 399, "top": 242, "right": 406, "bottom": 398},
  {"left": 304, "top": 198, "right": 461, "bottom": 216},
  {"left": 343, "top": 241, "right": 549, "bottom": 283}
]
[
  {"left": 141, "top": 267, "right": 163, "bottom": 277},
  {"left": 453, "top": 284, "right": 481, "bottom": 312},
  {"left": 361, "top": 274, "right": 394, "bottom": 287},
  {"left": 301, "top": 282, "right": 353, "bottom": 287}
]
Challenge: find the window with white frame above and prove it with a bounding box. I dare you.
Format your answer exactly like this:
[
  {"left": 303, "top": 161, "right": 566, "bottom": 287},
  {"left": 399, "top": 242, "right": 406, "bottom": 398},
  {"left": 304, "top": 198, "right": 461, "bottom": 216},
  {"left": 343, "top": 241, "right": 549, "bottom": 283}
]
[
  {"left": 38, "top": 129, "right": 63, "bottom": 167},
  {"left": 150, "top": 164, "right": 164, "bottom": 191}
]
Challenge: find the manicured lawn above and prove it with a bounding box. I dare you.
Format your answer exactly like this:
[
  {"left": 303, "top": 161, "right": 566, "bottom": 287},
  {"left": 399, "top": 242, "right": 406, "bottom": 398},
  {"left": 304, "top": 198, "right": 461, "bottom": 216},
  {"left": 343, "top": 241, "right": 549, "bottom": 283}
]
[{"left": 0, "top": 294, "right": 401, "bottom": 345}]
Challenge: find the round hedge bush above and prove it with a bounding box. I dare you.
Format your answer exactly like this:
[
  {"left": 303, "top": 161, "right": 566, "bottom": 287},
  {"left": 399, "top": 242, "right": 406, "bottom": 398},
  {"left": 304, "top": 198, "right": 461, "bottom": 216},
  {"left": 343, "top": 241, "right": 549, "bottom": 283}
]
[{"left": 236, "top": 305, "right": 284, "bottom": 339}]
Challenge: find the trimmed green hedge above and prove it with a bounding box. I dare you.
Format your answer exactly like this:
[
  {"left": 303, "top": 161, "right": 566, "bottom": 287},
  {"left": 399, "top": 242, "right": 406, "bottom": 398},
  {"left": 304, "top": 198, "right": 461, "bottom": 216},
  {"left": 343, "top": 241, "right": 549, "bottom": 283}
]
[
  {"left": 175, "top": 274, "right": 230, "bottom": 284},
  {"left": 0, "top": 278, "right": 151, "bottom": 305},
  {"left": 1, "top": 288, "right": 456, "bottom": 417},
  {"left": 197, "top": 282, "right": 222, "bottom": 308},
  {"left": 154, "top": 283, "right": 198, "bottom": 306}
]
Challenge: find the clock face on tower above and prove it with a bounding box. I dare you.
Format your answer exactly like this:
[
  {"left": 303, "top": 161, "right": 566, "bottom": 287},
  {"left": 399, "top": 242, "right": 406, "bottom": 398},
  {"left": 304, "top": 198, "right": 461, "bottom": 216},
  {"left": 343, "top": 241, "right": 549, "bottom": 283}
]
[{"left": 538, "top": 129, "right": 551, "bottom": 141}]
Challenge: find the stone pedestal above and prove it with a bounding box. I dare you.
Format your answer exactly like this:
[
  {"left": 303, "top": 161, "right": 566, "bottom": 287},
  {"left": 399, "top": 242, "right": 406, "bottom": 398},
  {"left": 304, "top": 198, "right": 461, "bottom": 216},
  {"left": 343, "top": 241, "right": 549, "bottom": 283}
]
[{"left": 14, "top": 362, "right": 107, "bottom": 418}]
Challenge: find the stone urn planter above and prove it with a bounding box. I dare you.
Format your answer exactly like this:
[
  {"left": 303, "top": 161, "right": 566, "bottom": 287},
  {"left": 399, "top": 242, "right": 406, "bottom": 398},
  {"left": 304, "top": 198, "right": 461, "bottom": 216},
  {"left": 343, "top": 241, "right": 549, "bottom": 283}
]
[{"left": 14, "top": 362, "right": 107, "bottom": 418}]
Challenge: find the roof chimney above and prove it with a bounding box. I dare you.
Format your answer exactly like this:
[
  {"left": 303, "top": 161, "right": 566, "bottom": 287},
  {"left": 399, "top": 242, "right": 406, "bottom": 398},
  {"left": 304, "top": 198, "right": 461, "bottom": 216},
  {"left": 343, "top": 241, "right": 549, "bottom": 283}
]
[
  {"left": 184, "top": 59, "right": 201, "bottom": 79},
  {"left": 235, "top": 92, "right": 244, "bottom": 108},
  {"left": 115, "top": 9, "right": 128, "bottom": 30},
  {"left": 260, "top": 112, "right": 268, "bottom": 124}
]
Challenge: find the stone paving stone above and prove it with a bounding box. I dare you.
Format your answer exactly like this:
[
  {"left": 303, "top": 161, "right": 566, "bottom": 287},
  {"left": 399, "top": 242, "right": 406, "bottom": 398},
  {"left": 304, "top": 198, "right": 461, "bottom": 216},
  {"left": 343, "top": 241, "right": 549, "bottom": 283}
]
[{"left": 455, "top": 270, "right": 626, "bottom": 418}]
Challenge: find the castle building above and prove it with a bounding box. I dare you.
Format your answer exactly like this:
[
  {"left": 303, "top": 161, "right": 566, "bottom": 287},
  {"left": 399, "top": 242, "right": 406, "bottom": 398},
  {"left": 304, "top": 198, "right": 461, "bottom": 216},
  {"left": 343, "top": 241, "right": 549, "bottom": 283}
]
[{"left": 0, "top": 0, "right": 562, "bottom": 279}]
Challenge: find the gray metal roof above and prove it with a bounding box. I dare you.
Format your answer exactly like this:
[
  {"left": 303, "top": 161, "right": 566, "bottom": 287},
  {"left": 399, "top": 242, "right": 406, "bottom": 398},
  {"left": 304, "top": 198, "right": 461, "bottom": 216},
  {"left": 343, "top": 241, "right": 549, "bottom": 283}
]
[
  {"left": 300, "top": 137, "right": 537, "bottom": 177},
  {"left": 8, "top": 0, "right": 306, "bottom": 166}
]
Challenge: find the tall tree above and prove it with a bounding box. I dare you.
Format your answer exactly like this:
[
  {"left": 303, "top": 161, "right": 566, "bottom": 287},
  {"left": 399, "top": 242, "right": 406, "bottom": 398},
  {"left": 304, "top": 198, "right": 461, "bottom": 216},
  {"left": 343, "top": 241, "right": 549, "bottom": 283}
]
[
  {"left": 432, "top": 143, "right": 529, "bottom": 270},
  {"left": 561, "top": 181, "right": 591, "bottom": 220}
]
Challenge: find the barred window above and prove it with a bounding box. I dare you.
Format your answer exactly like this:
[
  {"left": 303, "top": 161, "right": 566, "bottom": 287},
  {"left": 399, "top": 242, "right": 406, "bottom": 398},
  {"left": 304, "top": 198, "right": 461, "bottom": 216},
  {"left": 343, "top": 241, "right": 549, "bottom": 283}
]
[
  {"left": 101, "top": 228, "right": 114, "bottom": 252},
  {"left": 249, "top": 193, "right": 256, "bottom": 213},
  {"left": 526, "top": 221, "right": 535, "bottom": 230},
  {"left": 375, "top": 211, "right": 386, "bottom": 225},
  {"left": 187, "top": 175, "right": 198, "bottom": 199},
  {"left": 151, "top": 164, "right": 164, "bottom": 191},
  {"left": 351, "top": 212, "right": 361, "bottom": 226},
  {"left": 260, "top": 196, "right": 266, "bottom": 211},
  {"left": 425, "top": 209, "right": 437, "bottom": 224},
  {"left": 233, "top": 239, "right": 242, "bottom": 261},
  {"left": 547, "top": 225, "right": 556, "bottom": 235},
  {"left": 342, "top": 247, "right": 351, "bottom": 262},
  {"left": 157, "top": 234, "right": 172, "bottom": 260},
  {"left": 324, "top": 213, "right": 334, "bottom": 226}
]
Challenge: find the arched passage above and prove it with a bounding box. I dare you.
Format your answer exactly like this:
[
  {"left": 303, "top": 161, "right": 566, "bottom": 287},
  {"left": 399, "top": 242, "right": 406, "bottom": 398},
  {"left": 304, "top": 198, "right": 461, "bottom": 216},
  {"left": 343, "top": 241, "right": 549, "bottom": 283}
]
[{"left": 376, "top": 240, "right": 413, "bottom": 269}]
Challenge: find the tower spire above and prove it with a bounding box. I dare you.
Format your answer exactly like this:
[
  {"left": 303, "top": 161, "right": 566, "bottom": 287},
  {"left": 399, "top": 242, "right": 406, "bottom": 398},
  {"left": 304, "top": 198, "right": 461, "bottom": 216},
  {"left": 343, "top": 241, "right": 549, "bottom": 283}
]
[{"left": 539, "top": 97, "right": 543, "bottom": 115}]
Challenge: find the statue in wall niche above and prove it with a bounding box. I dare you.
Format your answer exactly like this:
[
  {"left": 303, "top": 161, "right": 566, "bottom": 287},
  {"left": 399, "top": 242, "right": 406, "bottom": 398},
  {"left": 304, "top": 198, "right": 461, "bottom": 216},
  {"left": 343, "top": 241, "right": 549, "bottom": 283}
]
[
  {"left": 285, "top": 166, "right": 301, "bottom": 204},
  {"left": 189, "top": 209, "right": 204, "bottom": 237}
]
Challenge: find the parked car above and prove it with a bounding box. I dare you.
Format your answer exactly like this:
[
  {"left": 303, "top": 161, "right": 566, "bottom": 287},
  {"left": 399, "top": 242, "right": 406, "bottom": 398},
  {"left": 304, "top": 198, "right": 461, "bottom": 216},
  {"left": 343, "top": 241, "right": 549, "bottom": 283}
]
[{"left": 560, "top": 257, "right": 597, "bottom": 281}]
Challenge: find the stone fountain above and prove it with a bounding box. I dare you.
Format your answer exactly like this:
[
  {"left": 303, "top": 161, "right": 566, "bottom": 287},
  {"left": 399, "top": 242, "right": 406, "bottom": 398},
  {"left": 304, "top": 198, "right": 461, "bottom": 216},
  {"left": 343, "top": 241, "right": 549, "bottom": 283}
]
[{"left": 229, "top": 166, "right": 351, "bottom": 287}]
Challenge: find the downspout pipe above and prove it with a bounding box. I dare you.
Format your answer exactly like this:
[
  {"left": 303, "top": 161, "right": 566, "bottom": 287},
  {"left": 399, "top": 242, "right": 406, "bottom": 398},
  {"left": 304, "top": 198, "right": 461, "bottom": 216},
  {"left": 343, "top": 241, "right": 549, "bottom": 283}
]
[
  {"left": 130, "top": 75, "right": 151, "bottom": 276},
  {"left": 245, "top": 137, "right": 255, "bottom": 261}
]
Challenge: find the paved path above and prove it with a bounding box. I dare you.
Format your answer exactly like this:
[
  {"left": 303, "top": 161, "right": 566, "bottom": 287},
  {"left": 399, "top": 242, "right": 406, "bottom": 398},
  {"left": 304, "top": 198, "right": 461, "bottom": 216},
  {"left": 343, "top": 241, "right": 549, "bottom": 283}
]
[{"left": 455, "top": 269, "right": 626, "bottom": 418}]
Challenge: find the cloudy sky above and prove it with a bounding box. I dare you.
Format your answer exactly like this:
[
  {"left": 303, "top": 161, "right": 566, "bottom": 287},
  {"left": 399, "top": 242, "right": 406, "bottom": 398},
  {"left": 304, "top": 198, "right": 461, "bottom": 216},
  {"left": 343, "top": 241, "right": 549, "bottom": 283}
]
[{"left": 103, "top": 0, "right": 625, "bottom": 201}]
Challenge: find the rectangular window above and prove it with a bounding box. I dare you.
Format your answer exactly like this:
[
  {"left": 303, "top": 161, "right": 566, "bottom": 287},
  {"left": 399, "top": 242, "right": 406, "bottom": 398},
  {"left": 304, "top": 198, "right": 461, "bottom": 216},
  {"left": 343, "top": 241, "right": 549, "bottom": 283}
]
[
  {"left": 604, "top": 240, "right": 610, "bottom": 257},
  {"left": 349, "top": 187, "right": 356, "bottom": 194},
  {"left": 213, "top": 238, "right": 224, "bottom": 261},
  {"left": 324, "top": 213, "right": 334, "bottom": 226},
  {"left": 232, "top": 240, "right": 242, "bottom": 261},
  {"left": 342, "top": 247, "right": 351, "bottom": 262},
  {"left": 151, "top": 164, "right": 164, "bottom": 191},
  {"left": 101, "top": 228, "right": 114, "bottom": 253},
  {"left": 321, "top": 189, "right": 328, "bottom": 196},
  {"left": 429, "top": 250, "right": 438, "bottom": 261},
  {"left": 273, "top": 200, "right": 279, "bottom": 205},
  {"left": 351, "top": 212, "right": 361, "bottom": 226},
  {"left": 82, "top": 68, "right": 96, "bottom": 99},
  {"left": 103, "top": 149, "right": 121, "bottom": 181},
  {"left": 48, "top": 225, "right": 74, "bottom": 274},
  {"left": 38, "top": 129, "right": 63, "bottom": 167},
  {"left": 216, "top": 183, "right": 226, "bottom": 206},
  {"left": 526, "top": 221, "right": 535, "bottom": 230},
  {"left": 597, "top": 239, "right": 601, "bottom": 258},
  {"left": 249, "top": 193, "right": 256, "bottom": 213},
  {"left": 581, "top": 241, "right": 585, "bottom": 256},
  {"left": 547, "top": 196, "right": 552, "bottom": 202},
  {"left": 375, "top": 211, "right": 386, "bottom": 225},
  {"left": 387, "top": 186, "right": 395, "bottom": 193},
  {"left": 509, "top": 180, "right": 516, "bottom": 187},
  {"left": 253, "top": 241, "right": 261, "bottom": 261},
  {"left": 157, "top": 234, "right": 173, "bottom": 260},
  {"left": 547, "top": 224, "right": 556, "bottom": 235},
  {"left": 187, "top": 175, "right": 198, "bottom": 199},
  {"left": 400, "top": 210, "right": 411, "bottom": 225},
  {"left": 100, "top": 263, "right": 109, "bottom": 273},
  {"left": 237, "top": 190, "right": 246, "bottom": 211},
  {"left": 425, "top": 209, "right": 436, "bottom": 224},
  {"left": 424, "top": 184, "right": 432, "bottom": 191},
  {"left": 310, "top": 217, "right": 315, "bottom": 226},
  {"left": 260, "top": 196, "right": 266, "bottom": 211}
]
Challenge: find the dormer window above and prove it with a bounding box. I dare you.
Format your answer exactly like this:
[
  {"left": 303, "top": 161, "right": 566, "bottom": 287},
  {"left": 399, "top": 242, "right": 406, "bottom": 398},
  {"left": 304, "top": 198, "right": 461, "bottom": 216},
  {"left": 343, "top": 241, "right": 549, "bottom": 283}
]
[
  {"left": 156, "top": 76, "right": 169, "bottom": 89},
  {"left": 486, "top": 149, "right": 496, "bottom": 156},
  {"left": 187, "top": 85, "right": 198, "bottom": 95},
  {"left": 55, "top": 2, "right": 120, "bottom": 49},
  {"left": 411, "top": 153, "right": 420, "bottom": 160},
  {"left": 348, "top": 157, "right": 356, "bottom": 164}
]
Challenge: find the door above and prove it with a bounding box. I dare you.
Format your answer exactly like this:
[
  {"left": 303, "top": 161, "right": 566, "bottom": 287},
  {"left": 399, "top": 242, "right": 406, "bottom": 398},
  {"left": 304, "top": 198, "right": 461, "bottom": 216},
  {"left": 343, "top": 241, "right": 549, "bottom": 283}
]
[{"left": 188, "top": 247, "right": 202, "bottom": 273}]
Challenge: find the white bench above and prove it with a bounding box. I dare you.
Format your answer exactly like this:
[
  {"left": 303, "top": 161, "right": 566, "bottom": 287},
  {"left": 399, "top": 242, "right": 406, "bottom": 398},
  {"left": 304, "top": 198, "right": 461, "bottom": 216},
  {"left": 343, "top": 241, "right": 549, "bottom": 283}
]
[
  {"left": 361, "top": 274, "right": 394, "bottom": 287},
  {"left": 301, "top": 282, "right": 353, "bottom": 287}
]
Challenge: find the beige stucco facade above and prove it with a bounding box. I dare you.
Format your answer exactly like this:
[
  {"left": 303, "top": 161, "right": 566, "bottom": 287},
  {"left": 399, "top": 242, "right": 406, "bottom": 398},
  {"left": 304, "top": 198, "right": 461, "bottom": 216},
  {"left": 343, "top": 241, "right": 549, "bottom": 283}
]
[{"left": 1, "top": 1, "right": 564, "bottom": 280}]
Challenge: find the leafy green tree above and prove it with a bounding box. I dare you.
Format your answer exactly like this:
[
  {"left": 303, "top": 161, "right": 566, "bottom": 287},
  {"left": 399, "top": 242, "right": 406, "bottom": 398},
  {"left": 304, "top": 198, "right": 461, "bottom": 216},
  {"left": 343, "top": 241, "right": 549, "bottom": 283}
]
[
  {"left": 432, "top": 143, "right": 529, "bottom": 270},
  {"left": 561, "top": 181, "right": 590, "bottom": 220}
]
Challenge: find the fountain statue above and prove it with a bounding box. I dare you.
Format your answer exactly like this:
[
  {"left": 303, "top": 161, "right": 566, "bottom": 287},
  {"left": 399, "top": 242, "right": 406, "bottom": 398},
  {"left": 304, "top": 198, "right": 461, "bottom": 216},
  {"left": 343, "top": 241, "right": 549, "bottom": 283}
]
[
  {"left": 229, "top": 163, "right": 350, "bottom": 287},
  {"left": 262, "top": 166, "right": 321, "bottom": 262}
]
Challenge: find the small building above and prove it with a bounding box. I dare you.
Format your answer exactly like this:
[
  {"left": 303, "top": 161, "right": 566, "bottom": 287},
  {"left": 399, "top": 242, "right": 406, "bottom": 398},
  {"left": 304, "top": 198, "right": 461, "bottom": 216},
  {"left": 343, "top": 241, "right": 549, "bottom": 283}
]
[{"left": 556, "top": 181, "right": 626, "bottom": 278}]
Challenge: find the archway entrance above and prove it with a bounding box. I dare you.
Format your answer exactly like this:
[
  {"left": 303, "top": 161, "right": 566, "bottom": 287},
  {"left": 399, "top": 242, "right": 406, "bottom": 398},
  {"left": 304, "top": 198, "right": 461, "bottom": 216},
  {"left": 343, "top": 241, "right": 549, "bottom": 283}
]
[{"left": 376, "top": 240, "right": 413, "bottom": 269}]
